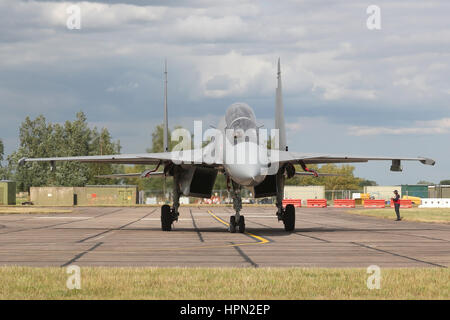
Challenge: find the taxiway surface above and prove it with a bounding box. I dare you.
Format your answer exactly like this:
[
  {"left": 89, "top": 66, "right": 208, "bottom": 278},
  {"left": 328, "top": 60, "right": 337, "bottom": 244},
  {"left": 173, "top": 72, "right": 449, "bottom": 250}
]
[{"left": 0, "top": 206, "right": 448, "bottom": 268}]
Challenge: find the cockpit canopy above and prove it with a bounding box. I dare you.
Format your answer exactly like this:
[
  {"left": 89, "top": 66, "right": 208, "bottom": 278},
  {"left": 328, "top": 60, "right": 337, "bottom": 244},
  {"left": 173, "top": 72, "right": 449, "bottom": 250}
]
[
  {"left": 224, "top": 103, "right": 258, "bottom": 145},
  {"left": 225, "top": 102, "right": 256, "bottom": 131}
]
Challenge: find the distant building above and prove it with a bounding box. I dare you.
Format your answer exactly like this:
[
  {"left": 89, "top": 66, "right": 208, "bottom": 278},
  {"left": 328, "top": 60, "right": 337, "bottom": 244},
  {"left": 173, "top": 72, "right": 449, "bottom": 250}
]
[
  {"left": 0, "top": 180, "right": 16, "bottom": 205},
  {"left": 428, "top": 185, "right": 450, "bottom": 198},
  {"left": 364, "top": 186, "right": 401, "bottom": 201},
  {"left": 284, "top": 186, "right": 325, "bottom": 206}
]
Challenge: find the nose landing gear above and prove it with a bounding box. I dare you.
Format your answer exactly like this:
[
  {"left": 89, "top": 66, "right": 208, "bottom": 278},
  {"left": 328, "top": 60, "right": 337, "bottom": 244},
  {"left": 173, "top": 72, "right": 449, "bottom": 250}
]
[
  {"left": 229, "top": 214, "right": 245, "bottom": 233},
  {"left": 229, "top": 180, "right": 245, "bottom": 233}
]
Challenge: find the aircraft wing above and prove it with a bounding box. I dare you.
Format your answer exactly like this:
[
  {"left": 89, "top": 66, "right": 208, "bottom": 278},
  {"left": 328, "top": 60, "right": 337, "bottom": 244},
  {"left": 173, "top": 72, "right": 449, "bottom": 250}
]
[
  {"left": 18, "top": 149, "right": 223, "bottom": 166},
  {"left": 95, "top": 172, "right": 165, "bottom": 179},
  {"left": 270, "top": 150, "right": 435, "bottom": 168},
  {"left": 295, "top": 172, "right": 341, "bottom": 176}
]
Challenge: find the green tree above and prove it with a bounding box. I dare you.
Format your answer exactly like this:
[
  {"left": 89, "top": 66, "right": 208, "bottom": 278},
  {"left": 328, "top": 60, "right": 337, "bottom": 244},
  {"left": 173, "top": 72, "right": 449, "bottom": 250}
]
[
  {"left": 10, "top": 115, "right": 54, "bottom": 191},
  {"left": 286, "top": 164, "right": 363, "bottom": 191},
  {"left": 439, "top": 180, "right": 450, "bottom": 185},
  {"left": 11, "top": 112, "right": 121, "bottom": 191},
  {"left": 87, "top": 127, "right": 122, "bottom": 185},
  {"left": 417, "top": 180, "right": 434, "bottom": 185},
  {"left": 359, "top": 179, "right": 377, "bottom": 187},
  {"left": 0, "top": 138, "right": 3, "bottom": 163},
  {"left": 48, "top": 113, "right": 92, "bottom": 186},
  {"left": 0, "top": 138, "right": 7, "bottom": 180}
]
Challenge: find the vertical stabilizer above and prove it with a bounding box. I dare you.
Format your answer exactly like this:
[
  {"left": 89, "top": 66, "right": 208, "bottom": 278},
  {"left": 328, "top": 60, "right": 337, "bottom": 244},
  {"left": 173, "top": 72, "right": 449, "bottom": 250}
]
[
  {"left": 163, "top": 59, "right": 169, "bottom": 152},
  {"left": 275, "top": 58, "right": 287, "bottom": 151}
]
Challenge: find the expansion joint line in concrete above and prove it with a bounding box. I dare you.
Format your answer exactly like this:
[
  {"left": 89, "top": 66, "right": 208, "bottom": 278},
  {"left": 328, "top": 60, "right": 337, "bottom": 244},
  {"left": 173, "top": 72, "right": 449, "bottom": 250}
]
[
  {"left": 60, "top": 242, "right": 103, "bottom": 267},
  {"left": 351, "top": 242, "right": 448, "bottom": 269}
]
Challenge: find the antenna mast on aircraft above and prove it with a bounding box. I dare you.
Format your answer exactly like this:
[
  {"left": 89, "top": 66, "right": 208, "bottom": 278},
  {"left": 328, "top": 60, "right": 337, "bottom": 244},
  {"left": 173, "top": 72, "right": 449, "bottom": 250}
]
[
  {"left": 275, "top": 58, "right": 287, "bottom": 151},
  {"left": 163, "top": 59, "right": 169, "bottom": 152}
]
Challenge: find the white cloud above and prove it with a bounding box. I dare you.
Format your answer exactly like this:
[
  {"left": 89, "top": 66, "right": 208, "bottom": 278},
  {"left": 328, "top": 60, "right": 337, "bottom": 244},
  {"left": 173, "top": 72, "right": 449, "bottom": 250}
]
[
  {"left": 196, "top": 51, "right": 273, "bottom": 98},
  {"left": 172, "top": 15, "right": 248, "bottom": 42},
  {"left": 348, "top": 118, "right": 450, "bottom": 136},
  {"left": 40, "top": 1, "right": 166, "bottom": 29},
  {"left": 1, "top": 0, "right": 450, "bottom": 183}
]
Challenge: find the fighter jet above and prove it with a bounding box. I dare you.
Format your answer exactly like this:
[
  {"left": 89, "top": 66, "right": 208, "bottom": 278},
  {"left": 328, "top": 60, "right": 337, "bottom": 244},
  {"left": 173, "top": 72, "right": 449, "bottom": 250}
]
[{"left": 19, "top": 60, "right": 435, "bottom": 233}]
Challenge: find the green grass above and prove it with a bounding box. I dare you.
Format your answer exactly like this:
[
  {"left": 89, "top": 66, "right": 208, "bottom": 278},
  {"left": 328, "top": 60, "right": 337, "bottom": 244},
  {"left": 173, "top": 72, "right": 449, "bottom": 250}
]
[
  {"left": 0, "top": 267, "right": 448, "bottom": 299},
  {"left": 347, "top": 208, "right": 450, "bottom": 223}
]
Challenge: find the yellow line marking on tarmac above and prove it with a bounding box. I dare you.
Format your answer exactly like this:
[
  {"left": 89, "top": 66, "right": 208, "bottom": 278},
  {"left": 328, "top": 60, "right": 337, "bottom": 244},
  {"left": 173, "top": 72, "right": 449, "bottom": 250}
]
[
  {"left": 207, "top": 210, "right": 270, "bottom": 244},
  {"left": 110, "top": 210, "right": 270, "bottom": 253},
  {"left": 81, "top": 210, "right": 271, "bottom": 253}
]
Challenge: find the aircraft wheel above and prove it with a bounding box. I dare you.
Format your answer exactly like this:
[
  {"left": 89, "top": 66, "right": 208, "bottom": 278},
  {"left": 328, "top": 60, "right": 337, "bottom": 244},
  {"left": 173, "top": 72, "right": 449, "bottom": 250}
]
[
  {"left": 283, "top": 204, "right": 295, "bottom": 232},
  {"left": 229, "top": 216, "right": 237, "bottom": 233},
  {"left": 237, "top": 216, "right": 245, "bottom": 233},
  {"left": 161, "top": 205, "right": 172, "bottom": 231}
]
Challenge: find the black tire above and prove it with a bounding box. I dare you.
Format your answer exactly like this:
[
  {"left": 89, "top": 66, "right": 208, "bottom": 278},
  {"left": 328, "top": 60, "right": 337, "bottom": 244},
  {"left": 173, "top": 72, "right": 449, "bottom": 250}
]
[
  {"left": 237, "top": 216, "right": 245, "bottom": 233},
  {"left": 229, "top": 216, "right": 236, "bottom": 233},
  {"left": 161, "top": 205, "right": 172, "bottom": 231},
  {"left": 283, "top": 204, "right": 295, "bottom": 231}
]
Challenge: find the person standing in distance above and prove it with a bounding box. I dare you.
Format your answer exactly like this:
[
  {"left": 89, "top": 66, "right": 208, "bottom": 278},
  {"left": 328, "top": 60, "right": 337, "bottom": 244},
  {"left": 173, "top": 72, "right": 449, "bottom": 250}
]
[{"left": 392, "top": 190, "right": 401, "bottom": 221}]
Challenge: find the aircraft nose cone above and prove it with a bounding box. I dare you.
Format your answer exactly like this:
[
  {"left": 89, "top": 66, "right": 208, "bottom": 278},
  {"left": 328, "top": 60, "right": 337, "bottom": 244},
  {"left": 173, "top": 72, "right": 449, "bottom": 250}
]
[{"left": 227, "top": 164, "right": 264, "bottom": 186}]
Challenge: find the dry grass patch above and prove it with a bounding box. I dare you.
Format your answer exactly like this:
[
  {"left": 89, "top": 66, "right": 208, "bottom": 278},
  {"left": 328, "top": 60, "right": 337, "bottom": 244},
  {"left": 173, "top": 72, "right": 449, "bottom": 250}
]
[
  {"left": 0, "top": 207, "right": 72, "bottom": 214},
  {"left": 0, "top": 267, "right": 448, "bottom": 300},
  {"left": 347, "top": 208, "right": 450, "bottom": 224}
]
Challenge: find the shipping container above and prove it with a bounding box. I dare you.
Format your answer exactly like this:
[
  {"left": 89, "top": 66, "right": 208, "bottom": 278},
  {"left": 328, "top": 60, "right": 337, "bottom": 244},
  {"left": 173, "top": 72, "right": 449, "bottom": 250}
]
[
  {"left": 74, "top": 185, "right": 138, "bottom": 205},
  {"left": 401, "top": 184, "right": 428, "bottom": 198},
  {"left": 30, "top": 185, "right": 138, "bottom": 206},
  {"left": 0, "top": 180, "right": 16, "bottom": 205},
  {"left": 30, "top": 187, "right": 75, "bottom": 206}
]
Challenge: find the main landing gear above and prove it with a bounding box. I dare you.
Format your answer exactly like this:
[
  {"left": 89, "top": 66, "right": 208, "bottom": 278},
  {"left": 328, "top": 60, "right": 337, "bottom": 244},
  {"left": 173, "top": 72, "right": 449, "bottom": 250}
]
[
  {"left": 276, "top": 170, "right": 295, "bottom": 231},
  {"left": 282, "top": 204, "right": 295, "bottom": 231},
  {"left": 276, "top": 204, "right": 295, "bottom": 231},
  {"left": 161, "top": 204, "right": 179, "bottom": 231},
  {"left": 161, "top": 169, "right": 180, "bottom": 231},
  {"left": 229, "top": 181, "right": 245, "bottom": 233}
]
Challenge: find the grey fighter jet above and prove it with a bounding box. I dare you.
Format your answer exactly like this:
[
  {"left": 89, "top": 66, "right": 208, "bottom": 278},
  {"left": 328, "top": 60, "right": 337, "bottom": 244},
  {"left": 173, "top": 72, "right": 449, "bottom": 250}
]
[{"left": 19, "top": 60, "right": 435, "bottom": 233}]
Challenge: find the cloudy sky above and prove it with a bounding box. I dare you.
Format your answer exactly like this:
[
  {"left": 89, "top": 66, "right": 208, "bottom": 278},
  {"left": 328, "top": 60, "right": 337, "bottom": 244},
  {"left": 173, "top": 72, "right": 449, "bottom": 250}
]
[{"left": 1, "top": 0, "right": 449, "bottom": 184}]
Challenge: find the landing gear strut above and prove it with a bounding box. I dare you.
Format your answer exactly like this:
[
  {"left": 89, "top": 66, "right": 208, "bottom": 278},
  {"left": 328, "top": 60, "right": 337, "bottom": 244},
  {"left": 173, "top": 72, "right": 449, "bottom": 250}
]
[
  {"left": 161, "top": 167, "right": 180, "bottom": 231},
  {"left": 275, "top": 169, "right": 296, "bottom": 232},
  {"left": 229, "top": 181, "right": 245, "bottom": 233}
]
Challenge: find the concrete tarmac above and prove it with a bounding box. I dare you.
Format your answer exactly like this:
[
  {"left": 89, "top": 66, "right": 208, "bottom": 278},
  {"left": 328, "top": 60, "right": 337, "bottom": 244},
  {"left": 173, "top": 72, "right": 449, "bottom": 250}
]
[{"left": 0, "top": 206, "right": 448, "bottom": 268}]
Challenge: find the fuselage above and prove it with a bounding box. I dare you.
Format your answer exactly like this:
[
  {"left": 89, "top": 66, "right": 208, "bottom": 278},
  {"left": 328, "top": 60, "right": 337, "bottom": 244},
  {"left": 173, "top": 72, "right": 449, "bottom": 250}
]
[{"left": 217, "top": 103, "right": 268, "bottom": 187}]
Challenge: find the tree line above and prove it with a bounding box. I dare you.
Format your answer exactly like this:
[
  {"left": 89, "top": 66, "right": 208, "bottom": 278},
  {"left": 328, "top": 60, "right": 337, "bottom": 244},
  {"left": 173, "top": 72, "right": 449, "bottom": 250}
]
[{"left": 1, "top": 112, "right": 121, "bottom": 192}]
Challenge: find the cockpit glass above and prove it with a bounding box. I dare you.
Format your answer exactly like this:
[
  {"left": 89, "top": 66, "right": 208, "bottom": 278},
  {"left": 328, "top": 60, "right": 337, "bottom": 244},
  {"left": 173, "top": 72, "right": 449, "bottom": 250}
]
[
  {"left": 225, "top": 103, "right": 256, "bottom": 131},
  {"left": 225, "top": 103, "right": 257, "bottom": 144}
]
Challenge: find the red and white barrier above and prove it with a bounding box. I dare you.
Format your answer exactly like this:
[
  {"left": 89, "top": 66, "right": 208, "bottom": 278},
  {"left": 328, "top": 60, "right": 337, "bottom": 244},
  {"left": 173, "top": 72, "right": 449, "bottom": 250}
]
[
  {"left": 283, "top": 199, "right": 302, "bottom": 207},
  {"left": 334, "top": 199, "right": 355, "bottom": 208},
  {"left": 307, "top": 199, "right": 327, "bottom": 208},
  {"left": 364, "top": 199, "right": 385, "bottom": 208}
]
